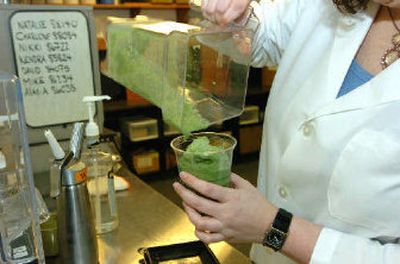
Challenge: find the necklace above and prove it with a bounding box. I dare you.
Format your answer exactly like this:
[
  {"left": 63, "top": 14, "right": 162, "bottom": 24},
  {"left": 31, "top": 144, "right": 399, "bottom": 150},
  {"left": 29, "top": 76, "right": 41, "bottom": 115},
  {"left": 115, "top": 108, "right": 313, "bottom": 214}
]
[{"left": 381, "top": 7, "right": 400, "bottom": 69}]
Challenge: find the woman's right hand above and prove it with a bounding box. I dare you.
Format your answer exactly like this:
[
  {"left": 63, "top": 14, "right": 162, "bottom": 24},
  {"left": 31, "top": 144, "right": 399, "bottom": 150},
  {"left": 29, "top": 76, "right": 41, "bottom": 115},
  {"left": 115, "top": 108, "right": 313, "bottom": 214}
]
[{"left": 201, "top": 0, "right": 251, "bottom": 26}]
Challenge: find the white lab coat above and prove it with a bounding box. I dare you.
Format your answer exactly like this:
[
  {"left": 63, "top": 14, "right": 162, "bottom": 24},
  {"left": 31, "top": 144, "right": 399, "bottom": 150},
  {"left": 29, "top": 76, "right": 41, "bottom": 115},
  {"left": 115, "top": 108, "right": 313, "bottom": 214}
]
[{"left": 248, "top": 0, "right": 400, "bottom": 263}]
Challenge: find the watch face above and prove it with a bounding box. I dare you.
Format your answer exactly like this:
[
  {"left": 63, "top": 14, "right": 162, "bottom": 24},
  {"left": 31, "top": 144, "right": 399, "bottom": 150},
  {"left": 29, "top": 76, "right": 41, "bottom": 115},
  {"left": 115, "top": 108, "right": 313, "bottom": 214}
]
[{"left": 265, "top": 229, "right": 286, "bottom": 250}]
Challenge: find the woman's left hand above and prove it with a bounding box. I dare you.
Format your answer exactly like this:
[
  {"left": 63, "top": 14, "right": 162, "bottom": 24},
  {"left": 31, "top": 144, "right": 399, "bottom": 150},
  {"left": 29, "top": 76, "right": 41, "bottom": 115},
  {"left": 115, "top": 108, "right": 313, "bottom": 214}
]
[{"left": 173, "top": 172, "right": 277, "bottom": 244}]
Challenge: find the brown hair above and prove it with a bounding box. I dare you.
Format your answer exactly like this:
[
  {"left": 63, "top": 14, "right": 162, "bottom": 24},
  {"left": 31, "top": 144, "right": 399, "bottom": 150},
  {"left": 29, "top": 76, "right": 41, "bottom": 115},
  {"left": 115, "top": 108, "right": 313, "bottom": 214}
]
[{"left": 333, "top": 0, "right": 369, "bottom": 13}]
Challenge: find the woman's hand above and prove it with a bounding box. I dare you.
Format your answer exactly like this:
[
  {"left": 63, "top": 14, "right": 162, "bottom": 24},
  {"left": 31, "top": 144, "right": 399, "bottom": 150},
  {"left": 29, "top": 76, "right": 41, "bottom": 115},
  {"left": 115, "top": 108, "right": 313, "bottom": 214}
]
[
  {"left": 202, "top": 0, "right": 251, "bottom": 26},
  {"left": 173, "top": 172, "right": 277, "bottom": 244}
]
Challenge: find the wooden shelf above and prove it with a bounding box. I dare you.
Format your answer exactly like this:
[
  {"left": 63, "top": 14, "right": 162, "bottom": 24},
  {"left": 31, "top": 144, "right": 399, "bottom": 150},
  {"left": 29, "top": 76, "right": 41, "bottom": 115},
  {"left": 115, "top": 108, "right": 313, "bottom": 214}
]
[
  {"left": 95, "top": 3, "right": 190, "bottom": 9},
  {"left": 45, "top": 3, "right": 190, "bottom": 9}
]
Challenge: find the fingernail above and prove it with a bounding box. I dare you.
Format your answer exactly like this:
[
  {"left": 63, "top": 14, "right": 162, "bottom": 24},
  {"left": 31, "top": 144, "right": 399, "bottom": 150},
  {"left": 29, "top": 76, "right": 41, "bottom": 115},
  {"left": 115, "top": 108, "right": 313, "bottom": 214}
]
[{"left": 179, "top": 171, "right": 187, "bottom": 179}]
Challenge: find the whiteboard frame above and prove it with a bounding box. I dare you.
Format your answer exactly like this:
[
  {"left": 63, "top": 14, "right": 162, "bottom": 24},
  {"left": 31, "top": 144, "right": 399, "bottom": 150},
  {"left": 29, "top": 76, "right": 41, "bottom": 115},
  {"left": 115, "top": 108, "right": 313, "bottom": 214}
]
[
  {"left": 0, "top": 5, "right": 103, "bottom": 145},
  {"left": 9, "top": 10, "right": 97, "bottom": 128}
]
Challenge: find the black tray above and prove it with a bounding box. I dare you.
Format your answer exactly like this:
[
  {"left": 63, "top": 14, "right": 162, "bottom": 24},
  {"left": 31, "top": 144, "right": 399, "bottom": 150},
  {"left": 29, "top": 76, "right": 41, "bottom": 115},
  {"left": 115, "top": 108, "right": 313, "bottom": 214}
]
[{"left": 139, "top": 240, "right": 220, "bottom": 264}]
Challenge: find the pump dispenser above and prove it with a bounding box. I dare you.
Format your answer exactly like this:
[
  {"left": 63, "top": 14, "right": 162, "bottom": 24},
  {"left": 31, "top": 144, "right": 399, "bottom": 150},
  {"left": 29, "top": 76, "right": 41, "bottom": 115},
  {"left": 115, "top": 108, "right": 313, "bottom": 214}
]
[
  {"left": 83, "top": 95, "right": 111, "bottom": 145},
  {"left": 82, "top": 95, "right": 118, "bottom": 234}
]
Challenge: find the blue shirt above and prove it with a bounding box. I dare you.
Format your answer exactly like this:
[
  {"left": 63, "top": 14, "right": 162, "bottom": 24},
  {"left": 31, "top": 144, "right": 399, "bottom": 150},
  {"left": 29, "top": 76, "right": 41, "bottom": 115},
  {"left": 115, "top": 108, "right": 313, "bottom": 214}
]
[{"left": 337, "top": 59, "right": 374, "bottom": 98}]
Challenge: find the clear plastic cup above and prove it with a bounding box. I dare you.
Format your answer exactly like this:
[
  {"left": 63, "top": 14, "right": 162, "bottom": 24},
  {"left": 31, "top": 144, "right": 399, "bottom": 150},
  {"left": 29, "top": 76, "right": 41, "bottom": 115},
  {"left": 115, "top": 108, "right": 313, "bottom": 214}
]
[{"left": 170, "top": 132, "right": 237, "bottom": 187}]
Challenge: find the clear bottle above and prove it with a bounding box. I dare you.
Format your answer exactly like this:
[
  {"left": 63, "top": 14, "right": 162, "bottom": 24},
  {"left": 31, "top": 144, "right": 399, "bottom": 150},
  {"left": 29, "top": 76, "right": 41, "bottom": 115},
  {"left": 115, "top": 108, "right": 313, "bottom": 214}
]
[
  {"left": 82, "top": 95, "right": 118, "bottom": 234},
  {"left": 84, "top": 140, "right": 118, "bottom": 234}
]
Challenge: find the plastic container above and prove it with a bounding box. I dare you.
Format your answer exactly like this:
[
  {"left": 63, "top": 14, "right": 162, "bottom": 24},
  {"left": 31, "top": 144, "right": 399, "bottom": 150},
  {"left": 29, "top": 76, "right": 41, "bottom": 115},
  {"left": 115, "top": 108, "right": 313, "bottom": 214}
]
[
  {"left": 239, "top": 105, "right": 260, "bottom": 125},
  {"left": 170, "top": 132, "right": 236, "bottom": 186},
  {"left": 0, "top": 73, "right": 45, "bottom": 263},
  {"left": 105, "top": 18, "right": 254, "bottom": 135},
  {"left": 123, "top": 118, "right": 159, "bottom": 142}
]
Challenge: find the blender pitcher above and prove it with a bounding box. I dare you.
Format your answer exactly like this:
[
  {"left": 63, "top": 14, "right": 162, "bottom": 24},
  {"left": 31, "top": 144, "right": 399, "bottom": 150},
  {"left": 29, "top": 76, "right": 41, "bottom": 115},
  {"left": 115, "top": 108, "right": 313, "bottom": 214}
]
[
  {"left": 0, "top": 73, "right": 45, "bottom": 264},
  {"left": 105, "top": 12, "right": 256, "bottom": 135}
]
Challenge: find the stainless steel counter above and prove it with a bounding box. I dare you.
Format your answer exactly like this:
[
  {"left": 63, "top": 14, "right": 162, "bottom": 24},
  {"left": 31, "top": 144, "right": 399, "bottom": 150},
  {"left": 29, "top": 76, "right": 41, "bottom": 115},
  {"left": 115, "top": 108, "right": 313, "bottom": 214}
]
[
  {"left": 99, "top": 170, "right": 249, "bottom": 263},
  {"left": 43, "top": 167, "right": 250, "bottom": 264}
]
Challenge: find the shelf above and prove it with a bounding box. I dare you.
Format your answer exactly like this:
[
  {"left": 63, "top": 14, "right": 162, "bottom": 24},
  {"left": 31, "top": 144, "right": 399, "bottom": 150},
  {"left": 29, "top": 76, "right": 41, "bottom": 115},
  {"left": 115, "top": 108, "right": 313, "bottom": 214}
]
[
  {"left": 96, "top": 3, "right": 190, "bottom": 9},
  {"left": 239, "top": 121, "right": 263, "bottom": 128},
  {"left": 104, "top": 100, "right": 155, "bottom": 112},
  {"left": 45, "top": 3, "right": 190, "bottom": 9},
  {"left": 121, "top": 135, "right": 161, "bottom": 148}
]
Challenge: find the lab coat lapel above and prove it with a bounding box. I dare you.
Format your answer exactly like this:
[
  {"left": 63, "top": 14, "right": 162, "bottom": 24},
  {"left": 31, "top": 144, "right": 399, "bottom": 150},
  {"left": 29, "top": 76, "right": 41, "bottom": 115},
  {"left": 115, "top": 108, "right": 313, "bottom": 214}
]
[
  {"left": 310, "top": 61, "right": 400, "bottom": 120},
  {"left": 323, "top": 10, "right": 375, "bottom": 100},
  {"left": 308, "top": 4, "right": 387, "bottom": 121}
]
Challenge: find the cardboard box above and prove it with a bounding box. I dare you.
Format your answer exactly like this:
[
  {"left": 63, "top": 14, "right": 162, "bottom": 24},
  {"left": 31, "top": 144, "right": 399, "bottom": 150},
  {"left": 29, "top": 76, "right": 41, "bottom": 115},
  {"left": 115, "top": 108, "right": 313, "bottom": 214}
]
[
  {"left": 163, "top": 122, "right": 180, "bottom": 136},
  {"left": 126, "top": 90, "right": 151, "bottom": 106},
  {"left": 239, "top": 125, "right": 263, "bottom": 154},
  {"left": 165, "top": 149, "right": 177, "bottom": 170},
  {"left": 151, "top": 0, "right": 173, "bottom": 3},
  {"left": 262, "top": 67, "right": 277, "bottom": 91},
  {"left": 123, "top": 118, "right": 158, "bottom": 142},
  {"left": 132, "top": 150, "right": 160, "bottom": 174}
]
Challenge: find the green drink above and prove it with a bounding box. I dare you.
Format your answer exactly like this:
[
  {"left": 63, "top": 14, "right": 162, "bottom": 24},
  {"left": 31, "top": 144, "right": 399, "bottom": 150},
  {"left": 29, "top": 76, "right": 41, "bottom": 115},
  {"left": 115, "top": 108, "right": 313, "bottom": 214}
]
[{"left": 171, "top": 132, "right": 236, "bottom": 187}]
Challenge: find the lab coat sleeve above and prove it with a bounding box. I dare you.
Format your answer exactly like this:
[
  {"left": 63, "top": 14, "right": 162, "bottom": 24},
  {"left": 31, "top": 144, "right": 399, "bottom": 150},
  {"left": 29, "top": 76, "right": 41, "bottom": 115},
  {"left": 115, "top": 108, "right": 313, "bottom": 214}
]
[
  {"left": 310, "top": 228, "right": 400, "bottom": 264},
  {"left": 251, "top": 0, "right": 309, "bottom": 68}
]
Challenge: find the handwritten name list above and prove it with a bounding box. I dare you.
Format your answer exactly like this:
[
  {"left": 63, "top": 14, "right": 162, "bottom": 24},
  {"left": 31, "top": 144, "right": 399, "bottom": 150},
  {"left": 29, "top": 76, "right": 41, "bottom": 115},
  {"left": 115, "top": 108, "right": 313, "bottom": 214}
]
[{"left": 10, "top": 11, "right": 95, "bottom": 127}]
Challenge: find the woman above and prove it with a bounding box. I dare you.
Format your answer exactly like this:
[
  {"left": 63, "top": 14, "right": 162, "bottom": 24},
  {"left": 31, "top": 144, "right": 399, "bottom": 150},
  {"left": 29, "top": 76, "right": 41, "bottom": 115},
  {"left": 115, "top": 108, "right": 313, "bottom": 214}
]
[{"left": 173, "top": 0, "right": 400, "bottom": 263}]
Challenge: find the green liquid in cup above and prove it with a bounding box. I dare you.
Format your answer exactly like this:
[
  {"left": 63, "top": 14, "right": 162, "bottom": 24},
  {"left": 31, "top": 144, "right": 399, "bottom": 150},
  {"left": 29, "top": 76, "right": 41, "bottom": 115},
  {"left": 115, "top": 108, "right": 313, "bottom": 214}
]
[{"left": 178, "top": 137, "right": 231, "bottom": 187}]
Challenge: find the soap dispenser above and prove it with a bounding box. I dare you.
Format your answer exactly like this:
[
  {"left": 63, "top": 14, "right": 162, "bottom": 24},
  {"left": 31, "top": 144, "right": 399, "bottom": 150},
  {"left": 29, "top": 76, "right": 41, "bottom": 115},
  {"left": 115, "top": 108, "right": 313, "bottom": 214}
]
[{"left": 82, "top": 95, "right": 119, "bottom": 234}]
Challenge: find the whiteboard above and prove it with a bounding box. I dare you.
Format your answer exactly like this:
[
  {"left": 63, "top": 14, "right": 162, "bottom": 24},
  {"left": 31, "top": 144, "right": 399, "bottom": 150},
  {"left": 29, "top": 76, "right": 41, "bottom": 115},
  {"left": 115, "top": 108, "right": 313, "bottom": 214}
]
[{"left": 10, "top": 11, "right": 95, "bottom": 127}]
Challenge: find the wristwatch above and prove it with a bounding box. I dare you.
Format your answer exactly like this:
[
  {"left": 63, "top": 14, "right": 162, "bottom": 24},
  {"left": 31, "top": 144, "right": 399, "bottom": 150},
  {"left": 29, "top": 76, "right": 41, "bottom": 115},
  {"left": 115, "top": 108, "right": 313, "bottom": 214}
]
[{"left": 262, "top": 208, "right": 293, "bottom": 251}]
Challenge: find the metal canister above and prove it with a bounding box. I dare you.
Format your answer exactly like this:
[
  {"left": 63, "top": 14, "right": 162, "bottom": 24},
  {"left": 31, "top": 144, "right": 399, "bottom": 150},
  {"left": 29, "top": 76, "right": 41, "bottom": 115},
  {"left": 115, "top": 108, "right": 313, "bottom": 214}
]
[{"left": 57, "top": 160, "right": 98, "bottom": 264}]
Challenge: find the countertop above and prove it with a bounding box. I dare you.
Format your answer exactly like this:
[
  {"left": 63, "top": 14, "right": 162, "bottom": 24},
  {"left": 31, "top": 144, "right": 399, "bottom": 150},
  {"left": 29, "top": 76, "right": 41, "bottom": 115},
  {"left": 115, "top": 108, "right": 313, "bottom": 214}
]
[{"left": 42, "top": 166, "right": 250, "bottom": 264}]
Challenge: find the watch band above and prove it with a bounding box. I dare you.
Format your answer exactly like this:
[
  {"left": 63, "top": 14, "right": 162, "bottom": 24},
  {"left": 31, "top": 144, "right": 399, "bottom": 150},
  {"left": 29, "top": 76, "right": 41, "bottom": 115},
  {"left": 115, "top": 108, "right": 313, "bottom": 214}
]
[
  {"left": 272, "top": 208, "right": 292, "bottom": 232},
  {"left": 262, "top": 208, "right": 293, "bottom": 251}
]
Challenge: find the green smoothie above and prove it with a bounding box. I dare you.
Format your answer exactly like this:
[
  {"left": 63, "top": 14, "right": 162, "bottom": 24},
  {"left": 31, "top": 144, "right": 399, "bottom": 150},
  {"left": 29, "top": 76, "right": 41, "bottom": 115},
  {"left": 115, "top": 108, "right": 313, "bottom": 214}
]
[
  {"left": 178, "top": 136, "right": 231, "bottom": 186},
  {"left": 106, "top": 23, "right": 210, "bottom": 135}
]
